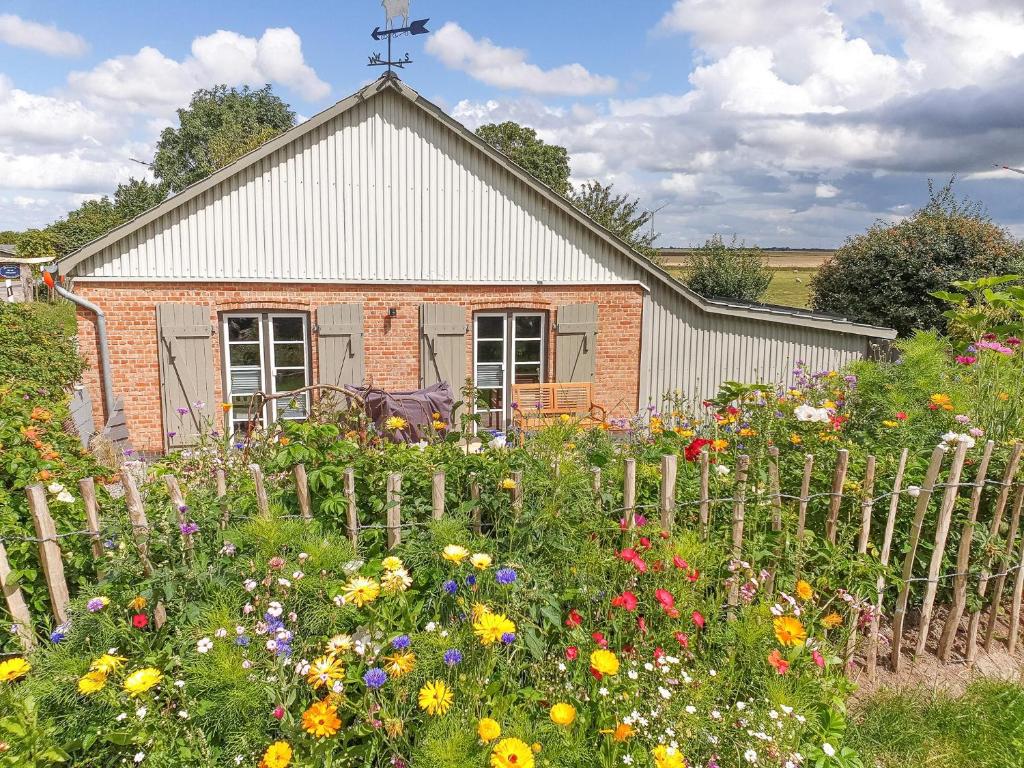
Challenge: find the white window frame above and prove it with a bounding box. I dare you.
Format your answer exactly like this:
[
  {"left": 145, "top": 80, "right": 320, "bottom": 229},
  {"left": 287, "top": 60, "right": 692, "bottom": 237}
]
[
  {"left": 267, "top": 312, "right": 312, "bottom": 423},
  {"left": 473, "top": 311, "right": 546, "bottom": 432},
  {"left": 473, "top": 312, "right": 507, "bottom": 432}
]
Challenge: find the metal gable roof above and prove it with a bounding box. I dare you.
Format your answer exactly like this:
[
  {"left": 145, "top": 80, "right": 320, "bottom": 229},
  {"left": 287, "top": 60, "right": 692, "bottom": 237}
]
[{"left": 58, "top": 74, "right": 896, "bottom": 340}]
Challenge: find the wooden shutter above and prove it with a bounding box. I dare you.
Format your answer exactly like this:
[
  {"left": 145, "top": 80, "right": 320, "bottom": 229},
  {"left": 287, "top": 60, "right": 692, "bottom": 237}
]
[
  {"left": 317, "top": 304, "right": 365, "bottom": 387},
  {"left": 420, "top": 304, "right": 468, "bottom": 389},
  {"left": 156, "top": 303, "right": 216, "bottom": 450},
  {"left": 555, "top": 303, "right": 598, "bottom": 383}
]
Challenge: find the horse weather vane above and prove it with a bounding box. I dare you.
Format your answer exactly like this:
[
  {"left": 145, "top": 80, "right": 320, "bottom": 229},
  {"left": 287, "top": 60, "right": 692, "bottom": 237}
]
[{"left": 368, "top": 0, "right": 429, "bottom": 72}]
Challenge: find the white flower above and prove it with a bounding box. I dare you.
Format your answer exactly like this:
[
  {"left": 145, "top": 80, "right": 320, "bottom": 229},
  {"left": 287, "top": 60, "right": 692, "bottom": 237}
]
[
  {"left": 714, "top": 464, "right": 730, "bottom": 476},
  {"left": 488, "top": 434, "right": 507, "bottom": 449},
  {"left": 415, "top": 440, "right": 429, "bottom": 451},
  {"left": 769, "top": 710, "right": 779, "bottom": 719},
  {"left": 425, "top": 621, "right": 437, "bottom": 632},
  {"left": 177, "top": 710, "right": 189, "bottom": 719},
  {"left": 267, "top": 601, "right": 283, "bottom": 618},
  {"left": 214, "top": 627, "right": 227, "bottom": 638},
  {"left": 196, "top": 637, "right": 213, "bottom": 653},
  {"left": 781, "top": 704, "right": 794, "bottom": 715},
  {"left": 796, "top": 714, "right": 806, "bottom": 723},
  {"left": 708, "top": 669, "right": 716, "bottom": 676},
  {"left": 599, "top": 687, "right": 609, "bottom": 697},
  {"left": 47, "top": 482, "right": 65, "bottom": 494},
  {"left": 134, "top": 752, "right": 145, "bottom": 764},
  {"left": 234, "top": 757, "right": 244, "bottom": 765},
  {"left": 794, "top": 404, "right": 830, "bottom": 423},
  {"left": 292, "top": 571, "right": 304, "bottom": 580},
  {"left": 557, "top": 662, "right": 566, "bottom": 672},
  {"left": 135, "top": 706, "right": 147, "bottom": 719},
  {"left": 710, "top": 709, "right": 721, "bottom": 720},
  {"left": 658, "top": 686, "right": 672, "bottom": 700},
  {"left": 736, "top": 701, "right": 747, "bottom": 710},
  {"left": 628, "top": 669, "right": 639, "bottom": 680},
  {"left": 685, "top": 705, "right": 696, "bottom": 714},
  {"left": 115, "top": 713, "right": 127, "bottom": 722},
  {"left": 56, "top": 491, "right": 76, "bottom": 504},
  {"left": 622, "top": 757, "right": 634, "bottom": 765},
  {"left": 174, "top": 679, "right": 185, "bottom": 689},
  {"left": 265, "top": 639, "right": 278, "bottom": 651},
  {"left": 822, "top": 743, "right": 836, "bottom": 757},
  {"left": 243, "top": 579, "right": 257, "bottom": 592},
  {"left": 744, "top": 749, "right": 758, "bottom": 763},
  {"left": 277, "top": 578, "right": 291, "bottom": 588}
]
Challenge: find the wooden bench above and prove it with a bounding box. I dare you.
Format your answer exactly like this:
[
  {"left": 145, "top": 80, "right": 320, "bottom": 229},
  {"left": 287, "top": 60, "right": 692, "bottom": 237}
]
[{"left": 511, "top": 382, "right": 607, "bottom": 430}]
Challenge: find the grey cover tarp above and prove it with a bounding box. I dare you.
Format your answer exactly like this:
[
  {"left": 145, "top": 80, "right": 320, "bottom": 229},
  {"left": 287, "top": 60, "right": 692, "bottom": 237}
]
[{"left": 352, "top": 383, "right": 455, "bottom": 442}]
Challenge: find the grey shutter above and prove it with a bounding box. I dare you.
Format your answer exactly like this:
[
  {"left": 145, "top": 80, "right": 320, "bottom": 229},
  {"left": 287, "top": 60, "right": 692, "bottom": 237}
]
[
  {"left": 317, "top": 304, "right": 365, "bottom": 387},
  {"left": 156, "top": 303, "right": 216, "bottom": 450},
  {"left": 555, "top": 303, "right": 598, "bottom": 382},
  {"left": 420, "top": 304, "right": 468, "bottom": 389}
]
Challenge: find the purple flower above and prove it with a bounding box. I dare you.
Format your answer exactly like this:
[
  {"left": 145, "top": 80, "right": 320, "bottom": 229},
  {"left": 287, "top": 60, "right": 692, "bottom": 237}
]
[
  {"left": 391, "top": 634, "right": 411, "bottom": 650},
  {"left": 50, "top": 623, "right": 69, "bottom": 643},
  {"left": 167, "top": 431, "right": 177, "bottom": 439},
  {"left": 465, "top": 574, "right": 477, "bottom": 587},
  {"left": 442, "top": 579, "right": 458, "bottom": 595},
  {"left": 443, "top": 649, "right": 463, "bottom": 666},
  {"left": 86, "top": 597, "right": 107, "bottom": 612},
  {"left": 236, "top": 635, "right": 250, "bottom": 647},
  {"left": 364, "top": 667, "right": 388, "bottom": 689},
  {"left": 501, "top": 632, "right": 516, "bottom": 645},
  {"left": 495, "top": 568, "right": 517, "bottom": 585},
  {"left": 176, "top": 407, "right": 189, "bottom": 416},
  {"left": 180, "top": 521, "right": 200, "bottom": 536}
]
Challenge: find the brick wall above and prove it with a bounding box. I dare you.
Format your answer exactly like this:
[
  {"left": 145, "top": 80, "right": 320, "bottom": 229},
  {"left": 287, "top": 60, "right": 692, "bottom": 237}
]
[{"left": 73, "top": 281, "right": 644, "bottom": 454}]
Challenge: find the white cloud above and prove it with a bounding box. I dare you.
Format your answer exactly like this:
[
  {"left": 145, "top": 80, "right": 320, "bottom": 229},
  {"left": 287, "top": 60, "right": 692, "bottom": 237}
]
[
  {"left": 0, "top": 75, "right": 116, "bottom": 149},
  {"left": 0, "top": 14, "right": 88, "bottom": 57},
  {"left": 815, "top": 183, "right": 840, "bottom": 198},
  {"left": 426, "top": 22, "right": 617, "bottom": 96}
]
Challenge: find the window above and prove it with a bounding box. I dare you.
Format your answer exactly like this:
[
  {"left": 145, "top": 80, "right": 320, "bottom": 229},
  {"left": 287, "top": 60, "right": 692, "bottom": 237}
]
[
  {"left": 473, "top": 312, "right": 546, "bottom": 431},
  {"left": 222, "top": 313, "right": 310, "bottom": 434}
]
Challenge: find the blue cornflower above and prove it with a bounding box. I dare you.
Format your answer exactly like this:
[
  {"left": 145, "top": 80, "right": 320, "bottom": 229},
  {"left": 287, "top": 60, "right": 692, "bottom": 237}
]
[
  {"left": 495, "top": 568, "right": 517, "bottom": 585},
  {"left": 236, "top": 635, "right": 250, "bottom": 647},
  {"left": 501, "top": 632, "right": 516, "bottom": 645},
  {"left": 442, "top": 579, "right": 458, "bottom": 595},
  {"left": 465, "top": 574, "right": 477, "bottom": 587},
  {"left": 391, "top": 634, "right": 411, "bottom": 650},
  {"left": 49, "top": 624, "right": 68, "bottom": 643},
  {"left": 364, "top": 667, "right": 388, "bottom": 689},
  {"left": 443, "top": 649, "right": 463, "bottom": 666}
]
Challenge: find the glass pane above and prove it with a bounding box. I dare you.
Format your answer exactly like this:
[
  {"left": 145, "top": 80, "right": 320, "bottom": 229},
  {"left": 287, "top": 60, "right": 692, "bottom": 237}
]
[
  {"left": 481, "top": 410, "right": 503, "bottom": 431},
  {"left": 276, "top": 395, "right": 309, "bottom": 420},
  {"left": 228, "top": 316, "right": 259, "bottom": 342},
  {"left": 229, "top": 343, "right": 261, "bottom": 366},
  {"left": 476, "top": 315, "right": 504, "bottom": 339},
  {"left": 478, "top": 387, "right": 503, "bottom": 410},
  {"left": 232, "top": 395, "right": 256, "bottom": 414},
  {"left": 514, "top": 340, "right": 541, "bottom": 363},
  {"left": 514, "top": 364, "right": 541, "bottom": 384},
  {"left": 476, "top": 364, "right": 503, "bottom": 388},
  {"left": 515, "top": 315, "right": 541, "bottom": 338},
  {"left": 477, "top": 340, "right": 503, "bottom": 363},
  {"left": 230, "top": 368, "right": 262, "bottom": 395},
  {"left": 272, "top": 316, "right": 304, "bottom": 342},
  {"left": 275, "top": 370, "right": 307, "bottom": 393},
  {"left": 273, "top": 343, "right": 305, "bottom": 367}
]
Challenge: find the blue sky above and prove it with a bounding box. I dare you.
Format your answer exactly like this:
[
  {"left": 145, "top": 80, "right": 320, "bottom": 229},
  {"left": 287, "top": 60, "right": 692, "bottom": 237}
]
[{"left": 1, "top": 0, "right": 1023, "bottom": 247}]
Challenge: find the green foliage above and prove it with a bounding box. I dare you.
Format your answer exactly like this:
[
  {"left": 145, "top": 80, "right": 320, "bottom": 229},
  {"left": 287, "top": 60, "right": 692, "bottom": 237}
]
[
  {"left": 0, "top": 301, "right": 84, "bottom": 389},
  {"left": 681, "top": 234, "right": 774, "bottom": 302},
  {"left": 932, "top": 273, "right": 1024, "bottom": 343},
  {"left": 113, "top": 178, "right": 169, "bottom": 221},
  {"left": 153, "top": 84, "right": 296, "bottom": 192},
  {"left": 570, "top": 180, "right": 658, "bottom": 259},
  {"left": 475, "top": 121, "right": 571, "bottom": 196},
  {"left": 811, "top": 180, "right": 1024, "bottom": 336},
  {"left": 16, "top": 229, "right": 58, "bottom": 259},
  {"left": 46, "top": 198, "right": 123, "bottom": 258}
]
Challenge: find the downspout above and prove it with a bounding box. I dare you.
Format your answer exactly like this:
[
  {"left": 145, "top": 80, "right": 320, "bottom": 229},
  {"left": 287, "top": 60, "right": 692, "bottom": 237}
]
[{"left": 43, "top": 266, "right": 117, "bottom": 419}]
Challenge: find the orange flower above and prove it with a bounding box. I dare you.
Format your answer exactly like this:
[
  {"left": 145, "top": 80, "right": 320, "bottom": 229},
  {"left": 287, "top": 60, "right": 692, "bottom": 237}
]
[
  {"left": 221, "top": 402, "right": 232, "bottom": 413},
  {"left": 822, "top": 612, "right": 843, "bottom": 629},
  {"left": 30, "top": 407, "right": 52, "bottom": 422},
  {"left": 37, "top": 470, "right": 53, "bottom": 481},
  {"left": 19, "top": 426, "right": 41, "bottom": 441},
  {"left": 767, "top": 649, "right": 789, "bottom": 674},
  {"left": 773, "top": 616, "right": 807, "bottom": 647},
  {"left": 279, "top": 437, "right": 290, "bottom": 446}
]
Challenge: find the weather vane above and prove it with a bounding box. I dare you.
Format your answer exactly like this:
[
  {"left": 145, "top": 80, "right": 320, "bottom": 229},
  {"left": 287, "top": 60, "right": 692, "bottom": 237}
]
[{"left": 369, "top": 0, "right": 430, "bottom": 72}]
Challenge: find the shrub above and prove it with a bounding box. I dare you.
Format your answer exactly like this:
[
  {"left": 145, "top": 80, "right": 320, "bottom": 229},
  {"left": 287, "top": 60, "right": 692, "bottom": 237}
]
[
  {"left": 0, "top": 301, "right": 83, "bottom": 390},
  {"left": 681, "top": 235, "right": 773, "bottom": 302}
]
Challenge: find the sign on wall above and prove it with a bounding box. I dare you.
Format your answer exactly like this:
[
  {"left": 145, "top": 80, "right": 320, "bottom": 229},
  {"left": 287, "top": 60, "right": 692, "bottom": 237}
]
[{"left": 0, "top": 264, "right": 20, "bottom": 279}]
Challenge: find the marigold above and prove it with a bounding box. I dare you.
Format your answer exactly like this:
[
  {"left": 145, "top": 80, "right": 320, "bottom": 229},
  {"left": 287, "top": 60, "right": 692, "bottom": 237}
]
[
  {"left": 822, "top": 611, "right": 844, "bottom": 629},
  {"left": 500, "top": 477, "right": 517, "bottom": 490},
  {"left": 490, "top": 737, "right": 535, "bottom": 768},
  {"left": 0, "top": 657, "right": 30, "bottom": 683},
  {"left": 302, "top": 699, "right": 341, "bottom": 738},
  {"left": 795, "top": 580, "right": 814, "bottom": 601},
  {"left": 91, "top": 653, "right": 127, "bottom": 674},
  {"left": 342, "top": 576, "right": 380, "bottom": 608},
  {"left": 384, "top": 650, "right": 416, "bottom": 678},
  {"left": 326, "top": 633, "right": 353, "bottom": 654},
  {"left": 711, "top": 438, "right": 729, "bottom": 451},
  {"left": 474, "top": 611, "right": 516, "bottom": 646},
  {"left": 123, "top": 667, "right": 162, "bottom": 696},
  {"left": 589, "top": 649, "right": 620, "bottom": 676},
  {"left": 384, "top": 415, "right": 408, "bottom": 431},
  {"left": 77, "top": 669, "right": 107, "bottom": 694},
  {"left": 652, "top": 745, "right": 686, "bottom": 768},
  {"left": 261, "top": 740, "right": 292, "bottom": 768},
  {"left": 418, "top": 679, "right": 453, "bottom": 716},
  {"left": 306, "top": 655, "right": 345, "bottom": 689},
  {"left": 432, "top": 419, "right": 447, "bottom": 430},
  {"left": 477, "top": 717, "right": 501, "bottom": 742},
  {"left": 381, "top": 567, "right": 412, "bottom": 594},
  {"left": 471, "top": 552, "right": 493, "bottom": 570},
  {"left": 601, "top": 722, "right": 635, "bottom": 742},
  {"left": 549, "top": 702, "right": 576, "bottom": 726},
  {"left": 442, "top": 544, "right": 470, "bottom": 563},
  {"left": 127, "top": 595, "right": 148, "bottom": 611},
  {"left": 773, "top": 616, "right": 807, "bottom": 647},
  {"left": 789, "top": 433, "right": 802, "bottom": 445},
  {"left": 381, "top": 556, "right": 403, "bottom": 571}
]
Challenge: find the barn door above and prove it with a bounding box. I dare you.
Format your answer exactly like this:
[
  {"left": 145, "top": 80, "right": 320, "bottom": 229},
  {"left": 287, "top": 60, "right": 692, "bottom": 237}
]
[
  {"left": 156, "top": 303, "right": 216, "bottom": 449},
  {"left": 317, "top": 304, "right": 365, "bottom": 388},
  {"left": 420, "top": 304, "right": 468, "bottom": 389},
  {"left": 555, "top": 303, "right": 598, "bottom": 382}
]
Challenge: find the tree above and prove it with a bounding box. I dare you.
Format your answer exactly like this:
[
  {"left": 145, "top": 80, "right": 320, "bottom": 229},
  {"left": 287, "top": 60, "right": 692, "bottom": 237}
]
[
  {"left": 15, "top": 229, "right": 58, "bottom": 260},
  {"left": 570, "top": 180, "right": 658, "bottom": 259},
  {"left": 153, "top": 84, "right": 295, "bottom": 192},
  {"left": 811, "top": 180, "right": 1024, "bottom": 336},
  {"left": 113, "top": 178, "right": 168, "bottom": 220},
  {"left": 47, "top": 198, "right": 122, "bottom": 257},
  {"left": 475, "top": 122, "right": 571, "bottom": 196},
  {"left": 0, "top": 230, "right": 21, "bottom": 246},
  {"left": 681, "top": 235, "right": 773, "bottom": 302}
]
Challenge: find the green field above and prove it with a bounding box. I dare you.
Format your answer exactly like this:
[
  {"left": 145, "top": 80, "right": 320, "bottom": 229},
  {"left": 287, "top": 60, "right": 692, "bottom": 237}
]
[{"left": 666, "top": 266, "right": 818, "bottom": 309}]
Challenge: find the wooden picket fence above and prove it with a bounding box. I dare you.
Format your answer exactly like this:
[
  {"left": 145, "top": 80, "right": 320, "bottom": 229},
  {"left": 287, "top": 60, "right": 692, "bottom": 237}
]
[{"left": 3, "top": 442, "right": 1024, "bottom": 684}]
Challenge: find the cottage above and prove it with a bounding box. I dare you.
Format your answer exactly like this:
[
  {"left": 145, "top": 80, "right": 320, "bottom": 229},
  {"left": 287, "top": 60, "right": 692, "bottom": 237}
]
[{"left": 54, "top": 74, "right": 895, "bottom": 455}]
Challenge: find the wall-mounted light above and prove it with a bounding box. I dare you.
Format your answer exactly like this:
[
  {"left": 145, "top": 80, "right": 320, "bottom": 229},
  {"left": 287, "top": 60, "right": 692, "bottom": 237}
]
[{"left": 387, "top": 307, "right": 398, "bottom": 318}]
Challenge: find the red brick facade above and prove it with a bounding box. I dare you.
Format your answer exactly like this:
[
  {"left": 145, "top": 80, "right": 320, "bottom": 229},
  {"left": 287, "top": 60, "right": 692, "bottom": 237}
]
[{"left": 73, "top": 281, "right": 644, "bottom": 454}]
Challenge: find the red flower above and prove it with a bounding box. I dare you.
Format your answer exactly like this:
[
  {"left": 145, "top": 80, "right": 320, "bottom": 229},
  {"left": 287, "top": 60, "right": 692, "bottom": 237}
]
[
  {"left": 565, "top": 609, "right": 582, "bottom": 628},
  {"left": 659, "top": 530, "right": 670, "bottom": 540},
  {"left": 674, "top": 631, "right": 689, "bottom": 648},
  {"left": 273, "top": 706, "right": 285, "bottom": 720},
  {"left": 895, "top": 411, "right": 907, "bottom": 420},
  {"left": 768, "top": 649, "right": 789, "bottom": 675},
  {"left": 691, "top": 610, "right": 705, "bottom": 629},
  {"left": 653, "top": 646, "right": 665, "bottom": 660},
  {"left": 812, "top": 649, "right": 825, "bottom": 668},
  {"left": 655, "top": 588, "right": 679, "bottom": 618},
  {"left": 652, "top": 560, "right": 664, "bottom": 573},
  {"left": 131, "top": 613, "right": 148, "bottom": 629},
  {"left": 618, "top": 548, "right": 648, "bottom": 573},
  {"left": 687, "top": 568, "right": 700, "bottom": 583},
  {"left": 611, "top": 591, "right": 639, "bottom": 612},
  {"left": 685, "top": 437, "right": 712, "bottom": 462},
  {"left": 565, "top": 646, "right": 578, "bottom": 661},
  {"left": 592, "top": 631, "right": 608, "bottom": 648},
  {"left": 637, "top": 616, "right": 648, "bottom": 635},
  {"left": 672, "top": 555, "right": 688, "bottom": 570},
  {"left": 638, "top": 537, "right": 652, "bottom": 550},
  {"left": 590, "top": 666, "right": 603, "bottom": 681}
]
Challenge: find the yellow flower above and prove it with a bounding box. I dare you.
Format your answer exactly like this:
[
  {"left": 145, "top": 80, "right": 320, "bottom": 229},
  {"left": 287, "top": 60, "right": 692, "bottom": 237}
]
[
  {"left": 474, "top": 611, "right": 516, "bottom": 646},
  {"left": 477, "top": 717, "right": 502, "bottom": 742},
  {"left": 472, "top": 602, "right": 493, "bottom": 622},
  {"left": 795, "top": 580, "right": 814, "bottom": 601},
  {"left": 500, "top": 478, "right": 517, "bottom": 490},
  {"left": 0, "top": 657, "right": 31, "bottom": 683},
  {"left": 471, "top": 553, "right": 492, "bottom": 570},
  {"left": 490, "top": 737, "right": 535, "bottom": 768},
  {"left": 559, "top": 414, "right": 571, "bottom": 423},
  {"left": 384, "top": 415, "right": 408, "bottom": 431},
  {"left": 589, "top": 649, "right": 620, "bottom": 676},
  {"left": 127, "top": 596, "right": 148, "bottom": 611},
  {"left": 711, "top": 438, "right": 729, "bottom": 451},
  {"left": 123, "top": 667, "right": 163, "bottom": 696},
  {"left": 381, "top": 567, "right": 412, "bottom": 594},
  {"left": 532, "top": 743, "right": 542, "bottom": 754},
  {"left": 882, "top": 420, "right": 899, "bottom": 428},
  {"left": 549, "top": 702, "right": 576, "bottom": 726},
  {"left": 652, "top": 745, "right": 686, "bottom": 768},
  {"left": 789, "top": 433, "right": 802, "bottom": 445},
  {"left": 601, "top": 723, "right": 635, "bottom": 742},
  {"left": 381, "top": 556, "right": 403, "bottom": 571},
  {"left": 91, "top": 654, "right": 127, "bottom": 674},
  {"left": 998, "top": 391, "right": 1010, "bottom": 401},
  {"left": 307, "top": 655, "right": 345, "bottom": 690},
  {"left": 342, "top": 576, "right": 380, "bottom": 608},
  {"left": 301, "top": 699, "right": 341, "bottom": 738},
  {"left": 261, "top": 741, "right": 292, "bottom": 768},
  {"left": 384, "top": 718, "right": 404, "bottom": 738},
  {"left": 77, "top": 669, "right": 107, "bottom": 695},
  {"left": 432, "top": 419, "right": 447, "bottom": 430},
  {"left": 418, "top": 679, "right": 453, "bottom": 716},
  {"left": 442, "top": 544, "right": 470, "bottom": 563},
  {"left": 326, "top": 634, "right": 353, "bottom": 654},
  {"left": 773, "top": 616, "right": 808, "bottom": 647},
  {"left": 822, "top": 612, "right": 844, "bottom": 629},
  {"left": 384, "top": 650, "right": 416, "bottom": 678},
  {"left": 930, "top": 393, "right": 954, "bottom": 411},
  {"left": 738, "top": 427, "right": 757, "bottom": 437}
]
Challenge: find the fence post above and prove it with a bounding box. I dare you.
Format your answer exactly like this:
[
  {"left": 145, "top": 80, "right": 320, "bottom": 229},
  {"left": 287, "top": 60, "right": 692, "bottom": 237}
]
[
  {"left": 858, "top": 456, "right": 877, "bottom": 555},
  {"left": 386, "top": 473, "right": 402, "bottom": 550},
  {"left": 795, "top": 453, "right": 814, "bottom": 541},
  {"left": 866, "top": 447, "right": 908, "bottom": 680},
  {"left": 163, "top": 475, "right": 192, "bottom": 553},
  {"left": 591, "top": 467, "right": 602, "bottom": 511},
  {"left": 1007, "top": 531, "right": 1024, "bottom": 655},
  {"left": 699, "top": 450, "right": 711, "bottom": 539},
  {"left": 344, "top": 468, "right": 358, "bottom": 548},
  {"left": 938, "top": 439, "right": 994, "bottom": 661},
  {"left": 216, "top": 469, "right": 229, "bottom": 529},
  {"left": 623, "top": 458, "right": 637, "bottom": 530},
  {"left": 294, "top": 464, "right": 312, "bottom": 521},
  {"left": 0, "top": 538, "right": 35, "bottom": 649},
  {"left": 765, "top": 446, "right": 783, "bottom": 596},
  {"left": 471, "top": 476, "right": 482, "bottom": 536},
  {"left": 25, "top": 485, "right": 70, "bottom": 626},
  {"left": 432, "top": 471, "right": 446, "bottom": 521},
  {"left": 660, "top": 454, "right": 677, "bottom": 531},
  {"left": 78, "top": 477, "right": 104, "bottom": 562},
  {"left": 825, "top": 449, "right": 850, "bottom": 544},
  {"left": 120, "top": 467, "right": 154, "bottom": 577},
  {"left": 984, "top": 484, "right": 1024, "bottom": 651},
  {"left": 890, "top": 445, "right": 945, "bottom": 673},
  {"left": 249, "top": 464, "right": 270, "bottom": 517},
  {"left": 727, "top": 455, "right": 750, "bottom": 617},
  {"left": 967, "top": 442, "right": 1023, "bottom": 663}
]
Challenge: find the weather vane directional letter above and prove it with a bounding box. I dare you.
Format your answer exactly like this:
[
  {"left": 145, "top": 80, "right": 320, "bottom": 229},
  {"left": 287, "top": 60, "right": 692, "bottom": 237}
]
[{"left": 368, "top": 0, "right": 430, "bottom": 72}]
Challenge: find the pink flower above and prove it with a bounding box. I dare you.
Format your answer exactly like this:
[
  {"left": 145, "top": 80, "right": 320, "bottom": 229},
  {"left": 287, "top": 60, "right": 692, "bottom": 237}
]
[
  {"left": 674, "top": 631, "right": 689, "bottom": 648},
  {"left": 565, "top": 646, "right": 578, "bottom": 661},
  {"left": 692, "top": 610, "right": 705, "bottom": 629},
  {"left": 812, "top": 649, "right": 825, "bottom": 668},
  {"left": 955, "top": 355, "right": 977, "bottom": 365},
  {"left": 672, "top": 555, "right": 688, "bottom": 570},
  {"left": 272, "top": 706, "right": 285, "bottom": 720},
  {"left": 611, "top": 591, "right": 639, "bottom": 612}
]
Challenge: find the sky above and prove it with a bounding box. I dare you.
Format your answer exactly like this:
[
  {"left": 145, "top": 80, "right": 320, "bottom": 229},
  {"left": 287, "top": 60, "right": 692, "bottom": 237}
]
[{"left": 0, "top": 0, "right": 1022, "bottom": 248}]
